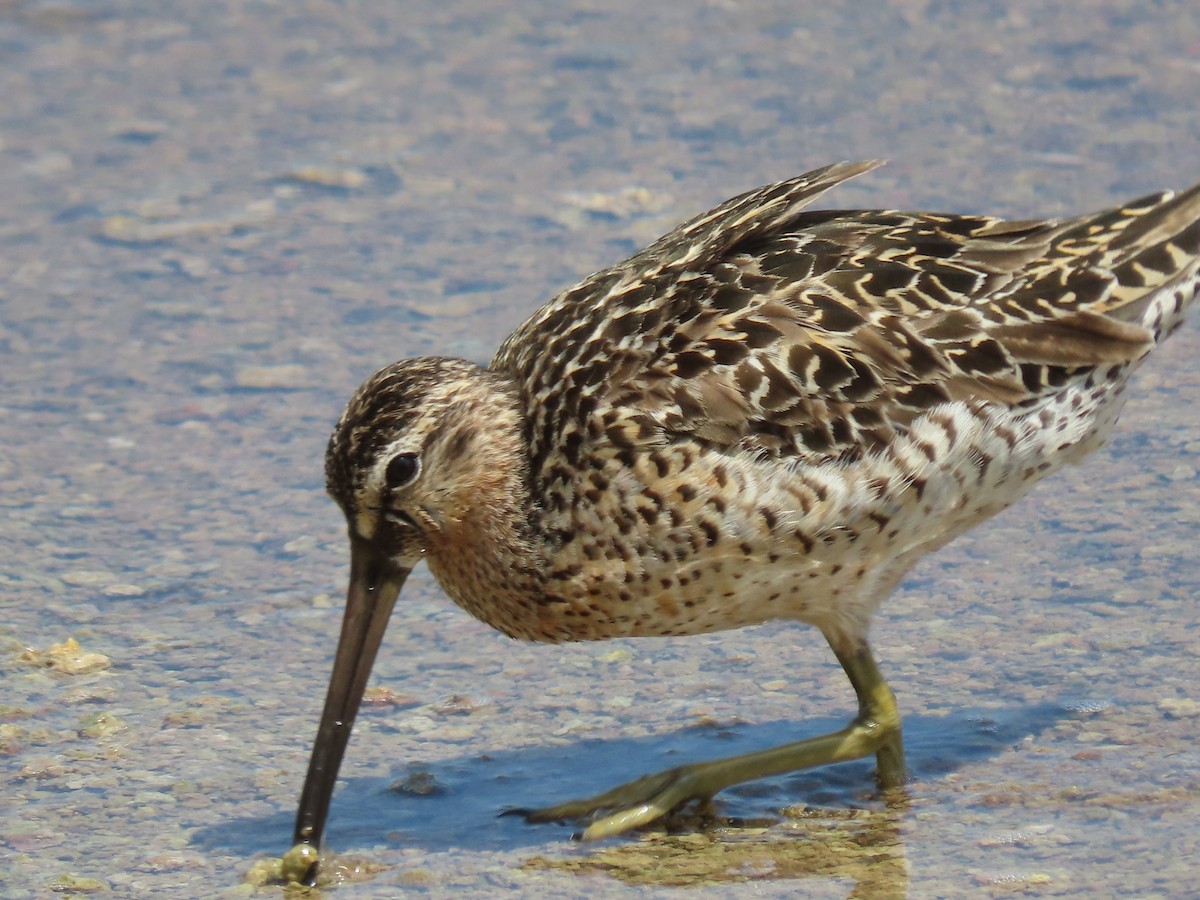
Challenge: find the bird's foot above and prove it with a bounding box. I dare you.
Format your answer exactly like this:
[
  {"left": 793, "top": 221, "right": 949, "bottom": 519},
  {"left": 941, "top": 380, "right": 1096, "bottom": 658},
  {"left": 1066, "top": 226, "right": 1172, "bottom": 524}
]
[
  {"left": 508, "top": 642, "right": 908, "bottom": 842},
  {"left": 511, "top": 764, "right": 712, "bottom": 840}
]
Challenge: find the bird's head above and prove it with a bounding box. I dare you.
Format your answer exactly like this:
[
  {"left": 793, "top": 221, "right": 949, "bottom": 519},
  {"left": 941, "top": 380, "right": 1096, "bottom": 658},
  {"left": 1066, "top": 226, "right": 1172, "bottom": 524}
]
[
  {"left": 325, "top": 356, "right": 517, "bottom": 563},
  {"left": 290, "top": 356, "right": 521, "bottom": 883}
]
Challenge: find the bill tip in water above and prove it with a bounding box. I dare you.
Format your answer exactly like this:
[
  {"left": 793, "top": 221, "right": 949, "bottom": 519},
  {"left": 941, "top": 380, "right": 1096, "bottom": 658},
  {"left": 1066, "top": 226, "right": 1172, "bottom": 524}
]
[{"left": 280, "top": 842, "right": 320, "bottom": 885}]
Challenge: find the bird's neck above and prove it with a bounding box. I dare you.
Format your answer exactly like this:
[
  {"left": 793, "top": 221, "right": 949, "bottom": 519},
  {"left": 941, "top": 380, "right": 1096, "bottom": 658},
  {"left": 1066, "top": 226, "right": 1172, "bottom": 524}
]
[{"left": 422, "top": 373, "right": 550, "bottom": 636}]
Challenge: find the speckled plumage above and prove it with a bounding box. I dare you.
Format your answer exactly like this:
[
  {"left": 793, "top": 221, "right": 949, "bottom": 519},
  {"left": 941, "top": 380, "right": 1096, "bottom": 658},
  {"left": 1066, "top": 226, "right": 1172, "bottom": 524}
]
[
  {"left": 328, "top": 161, "right": 1199, "bottom": 644},
  {"left": 292, "top": 162, "right": 1200, "bottom": 874}
]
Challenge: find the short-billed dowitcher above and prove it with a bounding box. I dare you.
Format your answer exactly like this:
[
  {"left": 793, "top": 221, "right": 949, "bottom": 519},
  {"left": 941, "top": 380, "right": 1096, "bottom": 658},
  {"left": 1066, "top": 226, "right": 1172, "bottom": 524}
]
[{"left": 286, "top": 161, "right": 1200, "bottom": 882}]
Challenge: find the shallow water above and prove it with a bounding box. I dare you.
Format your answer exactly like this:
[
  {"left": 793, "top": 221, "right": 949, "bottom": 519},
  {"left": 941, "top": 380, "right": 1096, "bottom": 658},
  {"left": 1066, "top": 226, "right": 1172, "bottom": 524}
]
[{"left": 1, "top": 1, "right": 1198, "bottom": 896}]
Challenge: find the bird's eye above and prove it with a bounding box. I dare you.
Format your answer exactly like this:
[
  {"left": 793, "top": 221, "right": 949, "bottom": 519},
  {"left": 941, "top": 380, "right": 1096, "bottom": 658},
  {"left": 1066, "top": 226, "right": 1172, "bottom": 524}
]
[{"left": 385, "top": 452, "right": 420, "bottom": 489}]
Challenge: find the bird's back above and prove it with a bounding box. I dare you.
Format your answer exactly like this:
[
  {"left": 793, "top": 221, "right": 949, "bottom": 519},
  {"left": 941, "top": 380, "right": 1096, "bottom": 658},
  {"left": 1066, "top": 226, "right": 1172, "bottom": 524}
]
[
  {"left": 496, "top": 163, "right": 1200, "bottom": 470},
  {"left": 484, "top": 163, "right": 1200, "bottom": 641}
]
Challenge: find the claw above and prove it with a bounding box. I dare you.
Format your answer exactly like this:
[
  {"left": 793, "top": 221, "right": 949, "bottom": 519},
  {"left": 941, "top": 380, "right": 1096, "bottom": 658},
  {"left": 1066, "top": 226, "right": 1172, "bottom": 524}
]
[
  {"left": 509, "top": 765, "right": 706, "bottom": 839},
  {"left": 498, "top": 806, "right": 535, "bottom": 819}
]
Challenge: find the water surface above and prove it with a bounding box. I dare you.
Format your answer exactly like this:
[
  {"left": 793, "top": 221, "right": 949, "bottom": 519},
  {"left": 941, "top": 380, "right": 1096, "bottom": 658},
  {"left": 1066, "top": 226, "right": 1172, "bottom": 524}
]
[{"left": 1, "top": 1, "right": 1198, "bottom": 896}]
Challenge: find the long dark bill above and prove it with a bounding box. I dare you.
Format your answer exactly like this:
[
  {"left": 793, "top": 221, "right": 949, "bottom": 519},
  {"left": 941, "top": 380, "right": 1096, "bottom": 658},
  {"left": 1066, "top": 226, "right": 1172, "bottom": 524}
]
[{"left": 291, "top": 536, "right": 409, "bottom": 884}]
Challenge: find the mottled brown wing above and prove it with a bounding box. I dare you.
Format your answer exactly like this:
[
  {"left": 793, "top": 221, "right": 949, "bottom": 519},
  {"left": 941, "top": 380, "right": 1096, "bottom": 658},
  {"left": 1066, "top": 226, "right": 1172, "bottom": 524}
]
[
  {"left": 494, "top": 162, "right": 1200, "bottom": 469},
  {"left": 494, "top": 162, "right": 884, "bottom": 466}
]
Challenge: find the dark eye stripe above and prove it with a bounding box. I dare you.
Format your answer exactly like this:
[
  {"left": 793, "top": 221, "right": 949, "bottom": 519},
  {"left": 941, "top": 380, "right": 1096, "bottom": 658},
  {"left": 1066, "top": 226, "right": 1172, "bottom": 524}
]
[{"left": 386, "top": 509, "right": 420, "bottom": 529}]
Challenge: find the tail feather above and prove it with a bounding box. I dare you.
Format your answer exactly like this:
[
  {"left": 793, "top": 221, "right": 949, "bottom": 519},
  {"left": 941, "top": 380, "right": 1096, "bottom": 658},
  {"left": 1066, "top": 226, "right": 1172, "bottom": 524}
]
[
  {"left": 1107, "top": 182, "right": 1200, "bottom": 254},
  {"left": 1087, "top": 182, "right": 1200, "bottom": 338}
]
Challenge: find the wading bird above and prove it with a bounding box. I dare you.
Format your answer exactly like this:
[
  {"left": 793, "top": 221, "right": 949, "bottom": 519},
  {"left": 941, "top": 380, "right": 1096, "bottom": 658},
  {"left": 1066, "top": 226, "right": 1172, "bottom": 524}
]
[{"left": 285, "top": 161, "right": 1199, "bottom": 884}]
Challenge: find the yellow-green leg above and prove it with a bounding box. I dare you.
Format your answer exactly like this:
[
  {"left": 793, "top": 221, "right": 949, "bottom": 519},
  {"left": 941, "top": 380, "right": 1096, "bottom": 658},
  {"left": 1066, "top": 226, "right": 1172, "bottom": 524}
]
[{"left": 520, "top": 636, "right": 906, "bottom": 840}]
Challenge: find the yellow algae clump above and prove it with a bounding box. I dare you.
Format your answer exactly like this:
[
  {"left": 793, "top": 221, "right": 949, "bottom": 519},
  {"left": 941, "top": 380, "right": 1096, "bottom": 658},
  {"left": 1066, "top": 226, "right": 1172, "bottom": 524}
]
[
  {"left": 280, "top": 843, "right": 320, "bottom": 884},
  {"left": 20, "top": 637, "right": 111, "bottom": 675}
]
